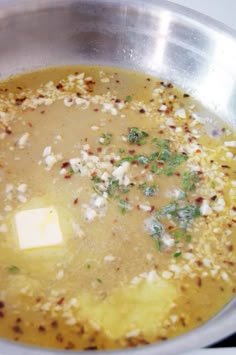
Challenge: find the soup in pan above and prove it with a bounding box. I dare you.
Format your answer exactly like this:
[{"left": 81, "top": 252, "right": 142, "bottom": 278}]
[{"left": 0, "top": 66, "right": 235, "bottom": 350}]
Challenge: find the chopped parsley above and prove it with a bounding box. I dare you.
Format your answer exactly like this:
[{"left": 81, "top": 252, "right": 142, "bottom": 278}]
[
  {"left": 107, "top": 178, "right": 119, "bottom": 197},
  {"left": 139, "top": 183, "right": 157, "bottom": 196},
  {"left": 122, "top": 154, "right": 149, "bottom": 165},
  {"left": 91, "top": 176, "right": 102, "bottom": 183},
  {"left": 173, "top": 251, "right": 182, "bottom": 258},
  {"left": 119, "top": 148, "right": 125, "bottom": 154},
  {"left": 96, "top": 278, "right": 103, "bottom": 283},
  {"left": 125, "top": 95, "right": 132, "bottom": 102},
  {"left": 148, "top": 139, "right": 188, "bottom": 176},
  {"left": 8, "top": 265, "right": 19, "bottom": 272},
  {"left": 127, "top": 127, "right": 149, "bottom": 145},
  {"left": 105, "top": 178, "right": 130, "bottom": 198},
  {"left": 185, "top": 234, "right": 192, "bottom": 242},
  {"left": 211, "top": 181, "right": 216, "bottom": 189},
  {"left": 160, "top": 201, "right": 201, "bottom": 228},
  {"left": 99, "top": 132, "right": 112, "bottom": 145},
  {"left": 182, "top": 171, "right": 199, "bottom": 191},
  {"left": 118, "top": 199, "right": 130, "bottom": 214}
]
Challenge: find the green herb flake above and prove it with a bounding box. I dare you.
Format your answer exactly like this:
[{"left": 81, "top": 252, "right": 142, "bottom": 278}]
[
  {"left": 119, "top": 148, "right": 125, "bottom": 154},
  {"left": 182, "top": 171, "right": 199, "bottom": 191},
  {"left": 118, "top": 199, "right": 130, "bottom": 214},
  {"left": 69, "top": 167, "right": 75, "bottom": 174},
  {"left": 125, "top": 95, "right": 132, "bottom": 102},
  {"left": 144, "top": 185, "right": 157, "bottom": 197},
  {"left": 185, "top": 234, "right": 192, "bottom": 242},
  {"left": 151, "top": 165, "right": 158, "bottom": 173},
  {"left": 211, "top": 181, "right": 216, "bottom": 189},
  {"left": 8, "top": 265, "right": 19, "bottom": 272},
  {"left": 107, "top": 178, "right": 119, "bottom": 197},
  {"left": 177, "top": 203, "right": 201, "bottom": 227},
  {"left": 156, "top": 239, "right": 162, "bottom": 251},
  {"left": 96, "top": 278, "right": 103, "bottom": 283},
  {"left": 173, "top": 251, "right": 182, "bottom": 258},
  {"left": 86, "top": 263, "right": 91, "bottom": 269},
  {"left": 127, "top": 127, "right": 149, "bottom": 145},
  {"left": 172, "top": 230, "right": 184, "bottom": 239},
  {"left": 91, "top": 176, "right": 102, "bottom": 183},
  {"left": 99, "top": 132, "right": 112, "bottom": 145}
]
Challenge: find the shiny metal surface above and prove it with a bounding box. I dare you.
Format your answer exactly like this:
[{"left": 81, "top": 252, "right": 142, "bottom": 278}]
[{"left": 0, "top": 0, "right": 235, "bottom": 354}]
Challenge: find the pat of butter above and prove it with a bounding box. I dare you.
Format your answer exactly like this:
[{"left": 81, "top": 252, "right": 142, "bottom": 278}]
[{"left": 15, "top": 206, "right": 63, "bottom": 250}]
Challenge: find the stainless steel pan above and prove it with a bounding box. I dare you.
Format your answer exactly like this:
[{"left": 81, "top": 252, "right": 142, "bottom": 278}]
[{"left": 0, "top": 0, "right": 235, "bottom": 354}]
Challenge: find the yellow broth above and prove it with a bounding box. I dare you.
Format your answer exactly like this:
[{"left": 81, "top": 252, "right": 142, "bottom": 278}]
[{"left": 0, "top": 66, "right": 235, "bottom": 350}]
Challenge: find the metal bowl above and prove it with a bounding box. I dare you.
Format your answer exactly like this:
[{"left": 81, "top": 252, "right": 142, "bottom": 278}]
[{"left": 0, "top": 0, "right": 235, "bottom": 354}]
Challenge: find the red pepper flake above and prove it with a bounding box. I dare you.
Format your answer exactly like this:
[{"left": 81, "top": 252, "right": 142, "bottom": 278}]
[
  {"left": 0, "top": 301, "right": 5, "bottom": 308},
  {"left": 195, "top": 149, "right": 201, "bottom": 153},
  {"left": 110, "top": 159, "right": 115, "bottom": 164},
  {"left": 195, "top": 260, "right": 203, "bottom": 267},
  {"left": 128, "top": 150, "right": 136, "bottom": 154},
  {"left": 51, "top": 320, "right": 58, "bottom": 329},
  {"left": 38, "top": 325, "right": 46, "bottom": 332},
  {"left": 73, "top": 198, "right": 78, "bottom": 205},
  {"left": 223, "top": 260, "right": 234, "bottom": 266},
  {"left": 84, "top": 346, "right": 98, "bottom": 351},
  {"left": 146, "top": 78, "right": 151, "bottom": 81},
  {"left": 15, "top": 97, "right": 26, "bottom": 106},
  {"left": 5, "top": 127, "right": 12, "bottom": 134},
  {"left": 139, "top": 108, "right": 146, "bottom": 114},
  {"left": 221, "top": 165, "right": 230, "bottom": 169},
  {"left": 0, "top": 311, "right": 4, "bottom": 318},
  {"left": 64, "top": 174, "right": 72, "bottom": 179},
  {"left": 16, "top": 318, "right": 22, "bottom": 324},
  {"left": 57, "top": 297, "right": 65, "bottom": 305},
  {"left": 56, "top": 83, "right": 63, "bottom": 90},
  {"left": 150, "top": 206, "right": 155, "bottom": 213},
  {"left": 56, "top": 333, "right": 64, "bottom": 343},
  {"left": 196, "top": 277, "right": 202, "bottom": 287},
  {"left": 65, "top": 341, "right": 75, "bottom": 350},
  {"left": 232, "top": 206, "right": 236, "bottom": 212},
  {"left": 40, "top": 110, "right": 45, "bottom": 114},
  {"left": 12, "top": 325, "right": 23, "bottom": 334},
  {"left": 169, "top": 125, "right": 176, "bottom": 129},
  {"left": 136, "top": 205, "right": 140, "bottom": 210},
  {"left": 115, "top": 99, "right": 121, "bottom": 103},
  {"left": 195, "top": 197, "right": 203, "bottom": 204},
  {"left": 211, "top": 195, "right": 217, "bottom": 201},
  {"left": 61, "top": 161, "right": 70, "bottom": 169},
  {"left": 93, "top": 108, "right": 99, "bottom": 112},
  {"left": 180, "top": 317, "right": 186, "bottom": 327},
  {"left": 97, "top": 147, "right": 102, "bottom": 153},
  {"left": 116, "top": 80, "right": 120, "bottom": 83}
]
